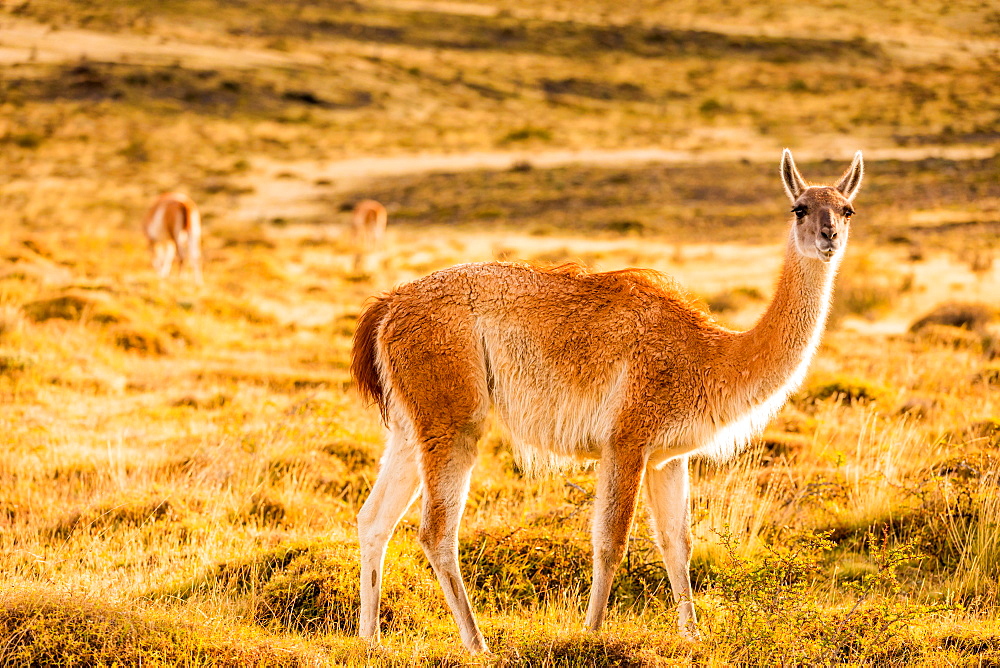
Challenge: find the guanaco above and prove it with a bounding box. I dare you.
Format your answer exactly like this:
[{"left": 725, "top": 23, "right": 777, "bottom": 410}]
[
  {"left": 142, "top": 192, "right": 202, "bottom": 283},
  {"left": 351, "top": 150, "right": 863, "bottom": 652}
]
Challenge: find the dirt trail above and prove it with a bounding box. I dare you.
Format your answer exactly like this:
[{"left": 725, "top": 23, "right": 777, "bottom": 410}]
[
  {"left": 0, "top": 17, "right": 323, "bottom": 68},
  {"left": 236, "top": 144, "right": 999, "bottom": 223}
]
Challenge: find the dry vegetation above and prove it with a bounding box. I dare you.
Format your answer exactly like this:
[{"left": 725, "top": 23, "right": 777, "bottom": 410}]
[{"left": 1, "top": 0, "right": 999, "bottom": 665}]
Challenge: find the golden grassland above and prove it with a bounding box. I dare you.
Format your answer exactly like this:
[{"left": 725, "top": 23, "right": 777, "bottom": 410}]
[{"left": 1, "top": 0, "right": 1000, "bottom": 665}]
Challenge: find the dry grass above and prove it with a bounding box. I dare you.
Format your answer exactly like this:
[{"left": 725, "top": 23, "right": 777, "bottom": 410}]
[{"left": 1, "top": 0, "right": 999, "bottom": 664}]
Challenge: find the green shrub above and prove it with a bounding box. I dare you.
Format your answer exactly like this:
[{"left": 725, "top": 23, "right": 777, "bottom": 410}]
[{"left": 705, "top": 529, "right": 941, "bottom": 665}]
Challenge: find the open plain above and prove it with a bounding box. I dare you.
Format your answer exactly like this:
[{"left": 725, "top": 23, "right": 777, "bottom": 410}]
[{"left": 1, "top": 0, "right": 999, "bottom": 664}]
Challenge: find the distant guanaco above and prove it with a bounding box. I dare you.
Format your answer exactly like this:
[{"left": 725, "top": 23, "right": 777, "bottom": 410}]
[
  {"left": 351, "top": 199, "right": 388, "bottom": 273},
  {"left": 351, "top": 150, "right": 864, "bottom": 652},
  {"left": 142, "top": 192, "right": 202, "bottom": 283}
]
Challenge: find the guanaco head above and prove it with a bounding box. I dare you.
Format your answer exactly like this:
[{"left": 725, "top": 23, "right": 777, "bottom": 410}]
[{"left": 780, "top": 149, "right": 864, "bottom": 263}]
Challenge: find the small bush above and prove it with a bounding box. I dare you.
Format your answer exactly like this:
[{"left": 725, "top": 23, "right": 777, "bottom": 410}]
[
  {"left": 600, "top": 219, "right": 646, "bottom": 234},
  {"left": 758, "top": 431, "right": 810, "bottom": 460},
  {"left": 22, "top": 291, "right": 129, "bottom": 324},
  {"left": 460, "top": 525, "right": 670, "bottom": 612},
  {"left": 155, "top": 542, "right": 314, "bottom": 600},
  {"left": 22, "top": 293, "right": 98, "bottom": 322},
  {"left": 796, "top": 373, "right": 891, "bottom": 406},
  {"left": 112, "top": 325, "right": 170, "bottom": 355},
  {"left": 497, "top": 629, "right": 688, "bottom": 665},
  {"left": 500, "top": 126, "right": 552, "bottom": 144},
  {"left": 322, "top": 439, "right": 378, "bottom": 470},
  {"left": 705, "top": 529, "right": 940, "bottom": 665},
  {"left": 912, "top": 323, "right": 985, "bottom": 350},
  {"left": 975, "top": 364, "right": 1000, "bottom": 386},
  {"left": 910, "top": 302, "right": 996, "bottom": 333},
  {"left": 255, "top": 540, "right": 443, "bottom": 633},
  {"left": 706, "top": 286, "right": 765, "bottom": 313},
  {"left": 460, "top": 526, "right": 592, "bottom": 610},
  {"left": 0, "top": 350, "right": 36, "bottom": 376},
  {"left": 234, "top": 491, "right": 288, "bottom": 527},
  {"left": 171, "top": 393, "right": 230, "bottom": 409}
]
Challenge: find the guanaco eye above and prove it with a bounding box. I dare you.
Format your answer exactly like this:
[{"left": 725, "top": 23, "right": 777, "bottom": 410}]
[
  {"left": 844, "top": 208, "right": 855, "bottom": 219},
  {"left": 792, "top": 206, "right": 807, "bottom": 219}
]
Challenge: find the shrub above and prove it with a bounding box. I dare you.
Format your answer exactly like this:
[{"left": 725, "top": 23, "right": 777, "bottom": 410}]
[
  {"left": 0, "top": 350, "right": 36, "bottom": 376},
  {"left": 460, "top": 524, "right": 671, "bottom": 613},
  {"left": 796, "top": 373, "right": 891, "bottom": 406},
  {"left": 112, "top": 325, "right": 170, "bottom": 355},
  {"left": 912, "top": 323, "right": 985, "bottom": 350},
  {"left": 706, "top": 286, "right": 764, "bottom": 313},
  {"left": 22, "top": 293, "right": 100, "bottom": 322},
  {"left": 255, "top": 540, "right": 443, "bottom": 634},
  {"left": 22, "top": 291, "right": 129, "bottom": 324},
  {"left": 975, "top": 364, "right": 1000, "bottom": 386},
  {"left": 154, "top": 543, "right": 314, "bottom": 600},
  {"left": 460, "top": 526, "right": 592, "bottom": 610},
  {"left": 705, "top": 528, "right": 941, "bottom": 665},
  {"left": 500, "top": 126, "right": 552, "bottom": 143},
  {"left": 910, "top": 302, "right": 996, "bottom": 333}
]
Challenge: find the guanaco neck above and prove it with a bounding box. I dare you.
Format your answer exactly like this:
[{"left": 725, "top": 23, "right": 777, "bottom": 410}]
[{"left": 721, "top": 225, "right": 842, "bottom": 407}]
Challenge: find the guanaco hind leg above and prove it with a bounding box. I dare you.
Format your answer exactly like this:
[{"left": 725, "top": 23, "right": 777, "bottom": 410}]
[
  {"left": 645, "top": 457, "right": 699, "bottom": 638},
  {"left": 417, "top": 428, "right": 488, "bottom": 653},
  {"left": 584, "top": 443, "right": 648, "bottom": 631},
  {"left": 357, "top": 429, "right": 422, "bottom": 642},
  {"left": 174, "top": 230, "right": 203, "bottom": 284},
  {"left": 152, "top": 241, "right": 175, "bottom": 278}
]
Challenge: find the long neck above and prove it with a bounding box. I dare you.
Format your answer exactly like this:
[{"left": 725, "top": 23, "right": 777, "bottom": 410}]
[{"left": 724, "top": 227, "right": 841, "bottom": 403}]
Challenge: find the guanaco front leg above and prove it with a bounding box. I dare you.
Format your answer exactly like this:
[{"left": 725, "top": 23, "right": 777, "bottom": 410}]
[
  {"left": 357, "top": 430, "right": 422, "bottom": 642},
  {"left": 417, "top": 431, "right": 488, "bottom": 653},
  {"left": 584, "top": 444, "right": 648, "bottom": 631},
  {"left": 645, "top": 457, "right": 699, "bottom": 638}
]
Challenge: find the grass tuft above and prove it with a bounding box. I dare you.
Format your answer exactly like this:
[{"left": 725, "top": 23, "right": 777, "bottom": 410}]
[
  {"left": 0, "top": 590, "right": 294, "bottom": 666},
  {"left": 796, "top": 373, "right": 892, "bottom": 406},
  {"left": 910, "top": 302, "right": 997, "bottom": 333},
  {"left": 255, "top": 540, "right": 444, "bottom": 634}
]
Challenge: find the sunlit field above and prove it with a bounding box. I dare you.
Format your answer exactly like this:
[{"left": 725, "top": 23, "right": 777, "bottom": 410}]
[{"left": 1, "top": 1, "right": 999, "bottom": 665}]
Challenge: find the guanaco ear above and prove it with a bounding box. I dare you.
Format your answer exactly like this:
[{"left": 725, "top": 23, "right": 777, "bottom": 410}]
[
  {"left": 835, "top": 150, "right": 864, "bottom": 202},
  {"left": 780, "top": 149, "right": 808, "bottom": 202}
]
